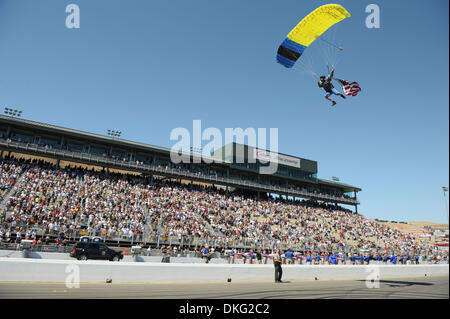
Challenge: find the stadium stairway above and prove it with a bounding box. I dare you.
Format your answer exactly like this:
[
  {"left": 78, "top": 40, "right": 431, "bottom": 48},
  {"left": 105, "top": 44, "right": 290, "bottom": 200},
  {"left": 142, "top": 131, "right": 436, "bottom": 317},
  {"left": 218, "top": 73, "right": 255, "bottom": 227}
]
[{"left": 0, "top": 169, "right": 27, "bottom": 214}]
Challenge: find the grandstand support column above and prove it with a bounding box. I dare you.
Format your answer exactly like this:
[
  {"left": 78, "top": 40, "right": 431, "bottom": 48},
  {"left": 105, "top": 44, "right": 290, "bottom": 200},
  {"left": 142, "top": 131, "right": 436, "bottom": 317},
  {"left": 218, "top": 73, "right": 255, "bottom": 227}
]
[
  {"left": 56, "top": 159, "right": 60, "bottom": 169},
  {"left": 354, "top": 191, "right": 358, "bottom": 213}
]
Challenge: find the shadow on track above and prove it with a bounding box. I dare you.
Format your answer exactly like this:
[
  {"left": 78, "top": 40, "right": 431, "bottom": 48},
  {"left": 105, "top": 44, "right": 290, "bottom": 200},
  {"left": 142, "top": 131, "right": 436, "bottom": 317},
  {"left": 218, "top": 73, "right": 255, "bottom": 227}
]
[{"left": 356, "top": 279, "right": 434, "bottom": 287}]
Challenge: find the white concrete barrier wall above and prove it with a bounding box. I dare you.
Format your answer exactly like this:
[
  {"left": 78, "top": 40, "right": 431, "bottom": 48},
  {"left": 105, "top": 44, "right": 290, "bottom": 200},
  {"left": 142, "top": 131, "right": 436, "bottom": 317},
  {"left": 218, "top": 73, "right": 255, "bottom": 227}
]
[
  {"left": 0, "top": 250, "right": 232, "bottom": 263},
  {"left": 0, "top": 257, "right": 448, "bottom": 284}
]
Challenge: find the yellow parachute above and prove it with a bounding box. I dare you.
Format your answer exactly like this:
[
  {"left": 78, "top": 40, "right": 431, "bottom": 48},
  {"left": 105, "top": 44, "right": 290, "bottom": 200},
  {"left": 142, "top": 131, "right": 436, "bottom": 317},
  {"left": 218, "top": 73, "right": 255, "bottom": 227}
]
[{"left": 277, "top": 4, "right": 351, "bottom": 68}]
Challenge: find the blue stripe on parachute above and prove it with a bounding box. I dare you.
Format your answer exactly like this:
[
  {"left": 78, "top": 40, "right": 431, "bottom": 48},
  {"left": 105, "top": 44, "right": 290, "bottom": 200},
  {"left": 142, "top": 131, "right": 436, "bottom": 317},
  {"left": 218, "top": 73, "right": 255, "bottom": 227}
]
[
  {"left": 276, "top": 38, "right": 307, "bottom": 68},
  {"left": 276, "top": 54, "right": 296, "bottom": 68},
  {"left": 281, "top": 38, "right": 307, "bottom": 54}
]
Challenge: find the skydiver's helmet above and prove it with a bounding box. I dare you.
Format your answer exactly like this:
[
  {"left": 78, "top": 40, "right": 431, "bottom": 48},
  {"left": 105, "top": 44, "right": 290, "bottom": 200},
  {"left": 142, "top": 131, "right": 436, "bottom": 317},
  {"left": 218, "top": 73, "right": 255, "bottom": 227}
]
[{"left": 320, "top": 76, "right": 325, "bottom": 81}]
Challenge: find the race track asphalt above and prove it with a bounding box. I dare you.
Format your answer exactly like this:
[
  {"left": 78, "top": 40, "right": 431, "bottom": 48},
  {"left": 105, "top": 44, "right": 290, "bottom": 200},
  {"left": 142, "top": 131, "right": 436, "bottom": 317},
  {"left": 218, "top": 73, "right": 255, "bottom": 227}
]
[{"left": 0, "top": 275, "right": 447, "bottom": 299}]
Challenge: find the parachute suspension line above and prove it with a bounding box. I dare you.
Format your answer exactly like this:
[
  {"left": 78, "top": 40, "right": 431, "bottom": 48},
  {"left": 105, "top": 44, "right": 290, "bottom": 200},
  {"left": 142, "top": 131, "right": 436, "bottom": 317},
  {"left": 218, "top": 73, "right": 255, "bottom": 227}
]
[
  {"left": 294, "top": 47, "right": 317, "bottom": 80},
  {"left": 329, "top": 23, "right": 342, "bottom": 69},
  {"left": 297, "top": 55, "right": 317, "bottom": 80},
  {"left": 318, "top": 36, "right": 343, "bottom": 52},
  {"left": 321, "top": 45, "right": 333, "bottom": 76},
  {"left": 331, "top": 18, "right": 348, "bottom": 70},
  {"left": 305, "top": 53, "right": 320, "bottom": 80},
  {"left": 329, "top": 27, "right": 338, "bottom": 69},
  {"left": 314, "top": 34, "right": 328, "bottom": 67},
  {"left": 316, "top": 22, "right": 343, "bottom": 73},
  {"left": 315, "top": 35, "right": 335, "bottom": 74},
  {"left": 333, "top": 49, "right": 343, "bottom": 70}
]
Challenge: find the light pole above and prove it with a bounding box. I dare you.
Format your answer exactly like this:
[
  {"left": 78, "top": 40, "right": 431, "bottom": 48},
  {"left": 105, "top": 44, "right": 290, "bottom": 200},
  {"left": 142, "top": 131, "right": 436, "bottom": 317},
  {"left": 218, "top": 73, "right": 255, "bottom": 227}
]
[
  {"left": 443, "top": 187, "right": 449, "bottom": 223},
  {"left": 4, "top": 107, "right": 22, "bottom": 118},
  {"left": 107, "top": 130, "right": 122, "bottom": 138}
]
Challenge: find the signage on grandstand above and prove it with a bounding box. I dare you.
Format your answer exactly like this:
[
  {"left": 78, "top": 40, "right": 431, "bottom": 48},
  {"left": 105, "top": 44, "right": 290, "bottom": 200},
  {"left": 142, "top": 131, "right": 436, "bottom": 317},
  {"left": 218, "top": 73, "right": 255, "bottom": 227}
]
[
  {"left": 254, "top": 149, "right": 301, "bottom": 168},
  {"left": 433, "top": 231, "right": 448, "bottom": 238},
  {"left": 411, "top": 232, "right": 432, "bottom": 237}
]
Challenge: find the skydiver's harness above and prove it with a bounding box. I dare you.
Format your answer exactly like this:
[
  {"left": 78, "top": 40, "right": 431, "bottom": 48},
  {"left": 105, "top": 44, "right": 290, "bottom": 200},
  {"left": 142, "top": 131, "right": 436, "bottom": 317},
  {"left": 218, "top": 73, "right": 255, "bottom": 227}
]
[{"left": 318, "top": 80, "right": 334, "bottom": 93}]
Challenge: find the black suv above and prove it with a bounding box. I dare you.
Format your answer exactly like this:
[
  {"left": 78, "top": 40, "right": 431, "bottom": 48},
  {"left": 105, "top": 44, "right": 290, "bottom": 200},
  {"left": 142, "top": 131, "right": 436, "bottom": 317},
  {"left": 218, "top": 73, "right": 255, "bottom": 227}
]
[{"left": 70, "top": 242, "right": 124, "bottom": 261}]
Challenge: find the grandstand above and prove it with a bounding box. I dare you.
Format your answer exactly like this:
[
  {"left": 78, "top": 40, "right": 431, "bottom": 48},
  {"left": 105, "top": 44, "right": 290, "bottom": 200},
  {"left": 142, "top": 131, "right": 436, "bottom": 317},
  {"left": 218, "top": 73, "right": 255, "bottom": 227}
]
[
  {"left": 0, "top": 115, "right": 444, "bottom": 258},
  {"left": 0, "top": 115, "right": 361, "bottom": 206}
]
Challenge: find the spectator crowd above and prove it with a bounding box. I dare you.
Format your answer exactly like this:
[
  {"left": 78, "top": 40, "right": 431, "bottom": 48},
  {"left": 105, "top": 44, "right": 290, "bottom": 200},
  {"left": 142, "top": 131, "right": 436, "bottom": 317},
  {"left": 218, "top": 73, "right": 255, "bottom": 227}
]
[{"left": 0, "top": 156, "right": 447, "bottom": 262}]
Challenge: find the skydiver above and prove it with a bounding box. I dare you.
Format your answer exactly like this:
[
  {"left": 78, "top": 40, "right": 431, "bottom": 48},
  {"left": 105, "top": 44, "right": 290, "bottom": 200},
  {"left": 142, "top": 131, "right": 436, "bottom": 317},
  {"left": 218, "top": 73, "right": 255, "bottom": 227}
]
[{"left": 317, "top": 67, "right": 346, "bottom": 106}]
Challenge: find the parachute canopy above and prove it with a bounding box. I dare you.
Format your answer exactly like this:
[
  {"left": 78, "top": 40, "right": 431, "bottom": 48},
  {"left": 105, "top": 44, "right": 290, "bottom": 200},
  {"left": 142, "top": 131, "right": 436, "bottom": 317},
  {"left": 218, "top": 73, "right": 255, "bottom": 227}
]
[{"left": 277, "top": 4, "right": 351, "bottom": 68}]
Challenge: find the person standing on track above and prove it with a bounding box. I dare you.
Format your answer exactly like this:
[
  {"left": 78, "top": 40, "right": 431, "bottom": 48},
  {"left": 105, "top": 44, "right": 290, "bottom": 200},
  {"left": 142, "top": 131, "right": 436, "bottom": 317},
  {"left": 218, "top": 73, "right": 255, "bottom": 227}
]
[{"left": 273, "top": 249, "right": 283, "bottom": 283}]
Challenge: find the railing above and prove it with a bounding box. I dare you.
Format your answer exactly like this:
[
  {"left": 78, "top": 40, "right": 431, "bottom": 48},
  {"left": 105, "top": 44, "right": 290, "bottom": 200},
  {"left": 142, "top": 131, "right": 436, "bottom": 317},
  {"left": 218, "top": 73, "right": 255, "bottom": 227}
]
[
  {"left": 0, "top": 241, "right": 74, "bottom": 253},
  {"left": 0, "top": 225, "right": 443, "bottom": 258},
  {"left": 2, "top": 219, "right": 441, "bottom": 258},
  {"left": 0, "top": 222, "right": 146, "bottom": 245},
  {"left": 0, "top": 241, "right": 446, "bottom": 266}
]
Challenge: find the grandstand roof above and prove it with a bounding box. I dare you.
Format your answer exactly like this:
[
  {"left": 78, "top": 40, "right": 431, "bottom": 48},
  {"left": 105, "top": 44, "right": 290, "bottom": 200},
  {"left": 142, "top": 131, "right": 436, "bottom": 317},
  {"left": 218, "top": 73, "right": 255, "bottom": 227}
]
[
  {"left": 0, "top": 114, "right": 206, "bottom": 161},
  {"left": 317, "top": 178, "right": 361, "bottom": 193}
]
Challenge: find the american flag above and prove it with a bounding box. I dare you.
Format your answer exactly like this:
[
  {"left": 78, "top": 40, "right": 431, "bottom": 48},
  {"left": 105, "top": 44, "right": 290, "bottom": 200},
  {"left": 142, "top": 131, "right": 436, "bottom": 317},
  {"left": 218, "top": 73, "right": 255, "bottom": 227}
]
[{"left": 335, "top": 78, "right": 361, "bottom": 96}]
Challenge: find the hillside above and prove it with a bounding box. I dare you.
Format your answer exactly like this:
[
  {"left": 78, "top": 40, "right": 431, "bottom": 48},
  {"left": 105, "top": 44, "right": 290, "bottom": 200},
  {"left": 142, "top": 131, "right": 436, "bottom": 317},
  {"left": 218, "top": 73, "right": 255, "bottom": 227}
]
[{"left": 379, "top": 221, "right": 448, "bottom": 234}]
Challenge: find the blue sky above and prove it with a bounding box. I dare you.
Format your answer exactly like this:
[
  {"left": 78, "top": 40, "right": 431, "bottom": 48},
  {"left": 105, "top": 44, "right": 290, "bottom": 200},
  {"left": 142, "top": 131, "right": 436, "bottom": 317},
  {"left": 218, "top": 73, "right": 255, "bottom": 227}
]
[{"left": 0, "top": 0, "right": 448, "bottom": 223}]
